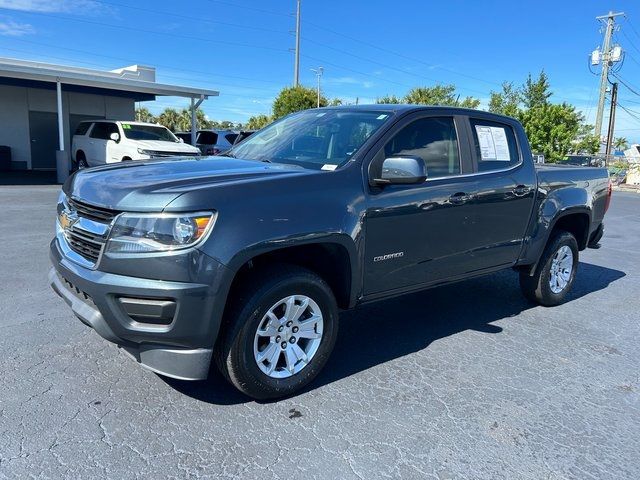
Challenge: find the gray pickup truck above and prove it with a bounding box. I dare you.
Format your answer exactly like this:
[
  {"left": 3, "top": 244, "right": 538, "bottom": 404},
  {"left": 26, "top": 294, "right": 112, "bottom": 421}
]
[{"left": 50, "top": 106, "right": 611, "bottom": 399}]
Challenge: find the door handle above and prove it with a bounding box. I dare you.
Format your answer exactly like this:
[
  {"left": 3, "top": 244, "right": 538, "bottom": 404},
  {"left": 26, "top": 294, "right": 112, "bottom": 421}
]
[
  {"left": 512, "top": 185, "right": 531, "bottom": 197},
  {"left": 449, "top": 192, "right": 471, "bottom": 205}
]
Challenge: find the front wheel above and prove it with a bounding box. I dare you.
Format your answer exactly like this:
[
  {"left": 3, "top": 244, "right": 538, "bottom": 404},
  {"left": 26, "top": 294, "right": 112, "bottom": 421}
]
[
  {"left": 519, "top": 231, "right": 579, "bottom": 306},
  {"left": 216, "top": 266, "right": 339, "bottom": 400}
]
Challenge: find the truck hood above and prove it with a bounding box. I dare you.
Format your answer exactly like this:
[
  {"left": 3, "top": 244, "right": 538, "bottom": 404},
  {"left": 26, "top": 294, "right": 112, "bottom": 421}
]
[
  {"left": 134, "top": 139, "right": 200, "bottom": 153},
  {"left": 65, "top": 156, "right": 309, "bottom": 211}
]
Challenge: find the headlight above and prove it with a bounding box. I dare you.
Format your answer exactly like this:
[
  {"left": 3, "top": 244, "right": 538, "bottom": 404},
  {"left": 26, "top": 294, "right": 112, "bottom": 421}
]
[
  {"left": 137, "top": 148, "right": 151, "bottom": 155},
  {"left": 105, "top": 212, "right": 216, "bottom": 254}
]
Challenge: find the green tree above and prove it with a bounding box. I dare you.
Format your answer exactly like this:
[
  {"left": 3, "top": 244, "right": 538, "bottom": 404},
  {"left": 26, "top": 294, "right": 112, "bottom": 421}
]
[
  {"left": 522, "top": 71, "right": 552, "bottom": 109},
  {"left": 156, "top": 108, "right": 181, "bottom": 131},
  {"left": 272, "top": 85, "right": 328, "bottom": 119},
  {"left": 574, "top": 134, "right": 600, "bottom": 154},
  {"left": 245, "top": 114, "right": 272, "bottom": 130},
  {"left": 613, "top": 137, "right": 629, "bottom": 151},
  {"left": 517, "top": 102, "right": 582, "bottom": 162},
  {"left": 135, "top": 107, "right": 156, "bottom": 123},
  {"left": 376, "top": 94, "right": 403, "bottom": 104},
  {"left": 329, "top": 98, "right": 343, "bottom": 106},
  {"left": 488, "top": 82, "right": 521, "bottom": 117},
  {"left": 403, "top": 85, "right": 480, "bottom": 108},
  {"left": 177, "top": 108, "right": 211, "bottom": 131}
]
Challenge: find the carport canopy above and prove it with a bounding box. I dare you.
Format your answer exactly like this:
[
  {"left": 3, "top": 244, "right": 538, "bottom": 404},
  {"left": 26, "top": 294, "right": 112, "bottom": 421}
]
[{"left": 0, "top": 57, "right": 219, "bottom": 180}]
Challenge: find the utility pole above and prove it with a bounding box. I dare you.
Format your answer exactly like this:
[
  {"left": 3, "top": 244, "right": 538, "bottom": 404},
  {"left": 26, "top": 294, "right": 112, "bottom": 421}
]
[
  {"left": 593, "top": 11, "right": 624, "bottom": 139},
  {"left": 311, "top": 66, "right": 323, "bottom": 107},
  {"left": 293, "top": 0, "right": 301, "bottom": 86},
  {"left": 605, "top": 82, "right": 618, "bottom": 162}
]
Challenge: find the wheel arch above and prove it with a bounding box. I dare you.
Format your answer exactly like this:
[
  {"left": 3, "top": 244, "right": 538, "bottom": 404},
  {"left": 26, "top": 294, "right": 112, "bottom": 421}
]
[{"left": 224, "top": 236, "right": 359, "bottom": 311}]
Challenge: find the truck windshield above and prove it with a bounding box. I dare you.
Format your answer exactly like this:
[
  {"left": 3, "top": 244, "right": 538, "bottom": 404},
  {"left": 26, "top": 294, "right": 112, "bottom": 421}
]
[
  {"left": 230, "top": 109, "right": 392, "bottom": 169},
  {"left": 121, "top": 124, "right": 179, "bottom": 143}
]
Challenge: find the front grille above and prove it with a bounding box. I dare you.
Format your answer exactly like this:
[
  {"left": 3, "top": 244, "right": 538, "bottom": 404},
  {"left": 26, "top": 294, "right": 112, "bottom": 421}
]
[
  {"left": 147, "top": 150, "right": 201, "bottom": 158},
  {"left": 65, "top": 226, "right": 105, "bottom": 262},
  {"left": 68, "top": 198, "right": 117, "bottom": 223}
]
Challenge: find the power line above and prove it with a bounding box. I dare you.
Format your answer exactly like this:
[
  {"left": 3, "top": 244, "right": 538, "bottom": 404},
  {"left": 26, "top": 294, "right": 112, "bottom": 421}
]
[
  {"left": 89, "top": 0, "right": 288, "bottom": 36},
  {"left": 0, "top": 7, "right": 289, "bottom": 54},
  {"left": 611, "top": 73, "right": 640, "bottom": 97},
  {"left": 0, "top": 46, "right": 279, "bottom": 98},
  {"left": 303, "top": 20, "right": 502, "bottom": 88},
  {"left": 5, "top": 37, "right": 284, "bottom": 86},
  {"left": 202, "top": 0, "right": 290, "bottom": 18},
  {"left": 624, "top": 16, "right": 640, "bottom": 42}
]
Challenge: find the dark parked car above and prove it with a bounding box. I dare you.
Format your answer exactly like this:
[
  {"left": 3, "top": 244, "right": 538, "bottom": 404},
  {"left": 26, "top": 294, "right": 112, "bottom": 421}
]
[
  {"left": 195, "top": 129, "right": 238, "bottom": 155},
  {"left": 174, "top": 132, "right": 193, "bottom": 145},
  {"left": 232, "top": 130, "right": 256, "bottom": 146},
  {"left": 50, "top": 106, "right": 611, "bottom": 399}
]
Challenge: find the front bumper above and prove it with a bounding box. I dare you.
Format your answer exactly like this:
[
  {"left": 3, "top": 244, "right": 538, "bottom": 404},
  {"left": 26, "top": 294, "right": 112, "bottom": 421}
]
[{"left": 49, "top": 238, "right": 230, "bottom": 380}]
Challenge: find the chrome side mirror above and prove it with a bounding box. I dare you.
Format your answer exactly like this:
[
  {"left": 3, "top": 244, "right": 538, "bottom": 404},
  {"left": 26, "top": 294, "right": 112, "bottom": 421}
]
[{"left": 374, "top": 156, "right": 427, "bottom": 185}]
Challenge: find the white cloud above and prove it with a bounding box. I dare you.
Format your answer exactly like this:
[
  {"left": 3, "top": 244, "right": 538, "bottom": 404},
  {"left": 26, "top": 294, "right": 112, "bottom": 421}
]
[
  {"left": 326, "top": 76, "right": 374, "bottom": 89},
  {"left": 0, "top": 0, "right": 103, "bottom": 13},
  {"left": 0, "top": 18, "right": 34, "bottom": 36}
]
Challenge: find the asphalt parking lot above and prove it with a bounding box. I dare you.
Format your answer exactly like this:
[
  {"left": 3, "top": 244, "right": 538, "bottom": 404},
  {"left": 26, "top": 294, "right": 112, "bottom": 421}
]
[{"left": 0, "top": 186, "right": 638, "bottom": 479}]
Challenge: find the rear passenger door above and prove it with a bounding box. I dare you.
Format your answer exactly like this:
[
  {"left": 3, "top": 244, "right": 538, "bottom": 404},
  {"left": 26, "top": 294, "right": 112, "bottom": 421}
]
[{"left": 458, "top": 116, "right": 536, "bottom": 271}]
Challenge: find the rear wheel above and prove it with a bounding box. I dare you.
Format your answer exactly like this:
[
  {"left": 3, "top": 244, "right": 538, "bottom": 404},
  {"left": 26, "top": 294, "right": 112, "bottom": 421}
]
[
  {"left": 216, "top": 265, "right": 339, "bottom": 400},
  {"left": 519, "top": 231, "right": 579, "bottom": 306}
]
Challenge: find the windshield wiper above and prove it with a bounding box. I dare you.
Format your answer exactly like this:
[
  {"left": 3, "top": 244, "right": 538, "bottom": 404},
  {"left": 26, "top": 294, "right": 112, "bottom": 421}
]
[{"left": 218, "top": 151, "right": 236, "bottom": 158}]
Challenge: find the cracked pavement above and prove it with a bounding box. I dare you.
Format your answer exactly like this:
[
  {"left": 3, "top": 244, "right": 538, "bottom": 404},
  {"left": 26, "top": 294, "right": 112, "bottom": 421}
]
[{"left": 0, "top": 186, "right": 638, "bottom": 479}]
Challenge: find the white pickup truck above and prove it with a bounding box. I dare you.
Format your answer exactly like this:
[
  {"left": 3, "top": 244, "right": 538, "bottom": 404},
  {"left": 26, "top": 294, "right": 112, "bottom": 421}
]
[{"left": 72, "top": 120, "right": 201, "bottom": 169}]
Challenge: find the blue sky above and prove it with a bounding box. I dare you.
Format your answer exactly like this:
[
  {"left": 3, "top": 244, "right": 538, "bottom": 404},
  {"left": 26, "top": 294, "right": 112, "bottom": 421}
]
[{"left": 1, "top": 0, "right": 640, "bottom": 141}]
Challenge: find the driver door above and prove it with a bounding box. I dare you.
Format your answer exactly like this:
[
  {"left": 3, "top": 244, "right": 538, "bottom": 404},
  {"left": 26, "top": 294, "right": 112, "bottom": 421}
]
[{"left": 363, "top": 113, "right": 481, "bottom": 296}]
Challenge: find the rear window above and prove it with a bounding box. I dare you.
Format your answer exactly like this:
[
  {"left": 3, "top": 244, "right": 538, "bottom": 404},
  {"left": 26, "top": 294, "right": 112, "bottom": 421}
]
[
  {"left": 175, "top": 133, "right": 192, "bottom": 144},
  {"left": 197, "top": 131, "right": 218, "bottom": 145},
  {"left": 74, "top": 123, "right": 92, "bottom": 136},
  {"left": 225, "top": 133, "right": 239, "bottom": 144},
  {"left": 470, "top": 119, "right": 520, "bottom": 172}
]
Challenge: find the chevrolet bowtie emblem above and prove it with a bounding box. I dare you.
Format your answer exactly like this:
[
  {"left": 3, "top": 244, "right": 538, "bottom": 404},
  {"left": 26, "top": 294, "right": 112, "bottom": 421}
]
[{"left": 59, "top": 210, "right": 78, "bottom": 230}]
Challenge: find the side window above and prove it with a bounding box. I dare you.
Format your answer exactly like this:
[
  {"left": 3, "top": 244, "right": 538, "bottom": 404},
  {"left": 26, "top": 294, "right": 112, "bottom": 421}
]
[
  {"left": 104, "top": 123, "right": 119, "bottom": 137},
  {"left": 383, "top": 117, "right": 460, "bottom": 179},
  {"left": 470, "top": 119, "right": 520, "bottom": 172},
  {"left": 197, "top": 132, "right": 218, "bottom": 144},
  {"left": 74, "top": 123, "right": 91, "bottom": 136},
  {"left": 90, "top": 123, "right": 107, "bottom": 139},
  {"left": 90, "top": 123, "right": 118, "bottom": 140}
]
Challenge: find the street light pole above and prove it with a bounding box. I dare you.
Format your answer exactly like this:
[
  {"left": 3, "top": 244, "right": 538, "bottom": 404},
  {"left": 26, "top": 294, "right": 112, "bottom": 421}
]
[{"left": 311, "top": 66, "right": 323, "bottom": 107}]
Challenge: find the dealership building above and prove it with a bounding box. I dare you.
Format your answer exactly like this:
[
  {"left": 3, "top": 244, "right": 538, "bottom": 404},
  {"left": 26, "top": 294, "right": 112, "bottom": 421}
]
[{"left": 0, "top": 57, "right": 218, "bottom": 180}]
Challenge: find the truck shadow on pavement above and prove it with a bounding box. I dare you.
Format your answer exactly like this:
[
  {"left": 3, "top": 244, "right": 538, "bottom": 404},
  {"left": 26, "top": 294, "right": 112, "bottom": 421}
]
[{"left": 162, "top": 262, "right": 624, "bottom": 404}]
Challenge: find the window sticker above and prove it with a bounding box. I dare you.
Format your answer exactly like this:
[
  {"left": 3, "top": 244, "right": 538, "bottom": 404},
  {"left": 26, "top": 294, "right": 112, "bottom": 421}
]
[
  {"left": 475, "top": 125, "right": 511, "bottom": 161},
  {"left": 122, "top": 123, "right": 131, "bottom": 129},
  {"left": 321, "top": 164, "right": 337, "bottom": 171},
  {"left": 377, "top": 114, "right": 388, "bottom": 120}
]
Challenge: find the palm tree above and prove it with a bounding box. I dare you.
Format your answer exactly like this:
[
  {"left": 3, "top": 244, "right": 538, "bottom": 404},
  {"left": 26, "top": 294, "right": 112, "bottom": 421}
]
[
  {"left": 613, "top": 137, "right": 629, "bottom": 151},
  {"left": 157, "top": 108, "right": 181, "bottom": 132},
  {"left": 135, "top": 107, "right": 156, "bottom": 123}
]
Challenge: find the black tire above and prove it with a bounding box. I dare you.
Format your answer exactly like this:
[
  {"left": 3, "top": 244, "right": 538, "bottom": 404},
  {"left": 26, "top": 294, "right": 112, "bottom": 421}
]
[
  {"left": 215, "top": 265, "right": 339, "bottom": 400},
  {"left": 519, "top": 231, "right": 579, "bottom": 307},
  {"left": 76, "top": 152, "right": 88, "bottom": 170},
  {"left": 122, "top": 157, "right": 132, "bottom": 161}
]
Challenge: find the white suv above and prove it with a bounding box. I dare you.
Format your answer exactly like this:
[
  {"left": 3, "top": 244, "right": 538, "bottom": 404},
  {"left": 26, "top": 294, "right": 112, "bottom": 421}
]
[{"left": 72, "top": 120, "right": 201, "bottom": 169}]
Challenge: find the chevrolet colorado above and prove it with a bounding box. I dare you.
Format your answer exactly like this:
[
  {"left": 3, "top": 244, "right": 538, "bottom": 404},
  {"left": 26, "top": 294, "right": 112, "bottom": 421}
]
[{"left": 50, "top": 106, "right": 611, "bottom": 399}]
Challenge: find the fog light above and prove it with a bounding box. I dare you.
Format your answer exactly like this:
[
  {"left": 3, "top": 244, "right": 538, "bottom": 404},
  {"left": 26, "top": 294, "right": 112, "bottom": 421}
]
[{"left": 118, "top": 297, "right": 176, "bottom": 325}]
